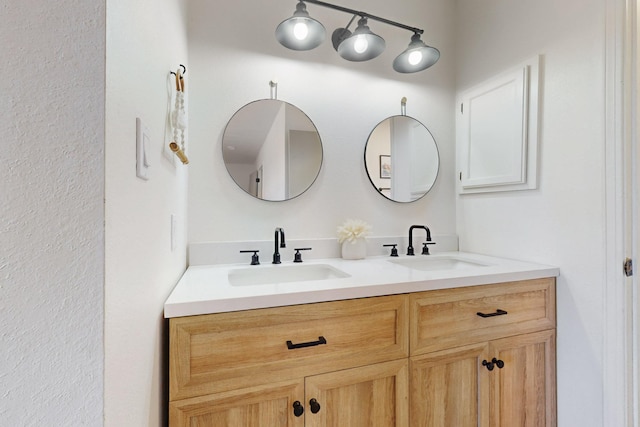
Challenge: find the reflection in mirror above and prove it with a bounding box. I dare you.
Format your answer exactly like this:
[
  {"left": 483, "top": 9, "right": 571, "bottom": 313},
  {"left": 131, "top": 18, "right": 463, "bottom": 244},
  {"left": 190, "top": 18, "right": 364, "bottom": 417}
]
[
  {"left": 364, "top": 115, "right": 439, "bottom": 202},
  {"left": 222, "top": 99, "right": 323, "bottom": 201}
]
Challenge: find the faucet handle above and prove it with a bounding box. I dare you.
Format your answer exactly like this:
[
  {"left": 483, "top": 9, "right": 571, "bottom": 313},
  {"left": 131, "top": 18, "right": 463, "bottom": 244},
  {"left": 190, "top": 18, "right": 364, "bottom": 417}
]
[
  {"left": 293, "top": 248, "right": 312, "bottom": 263},
  {"left": 421, "top": 242, "right": 436, "bottom": 255},
  {"left": 383, "top": 244, "right": 399, "bottom": 257},
  {"left": 240, "top": 250, "right": 260, "bottom": 265}
]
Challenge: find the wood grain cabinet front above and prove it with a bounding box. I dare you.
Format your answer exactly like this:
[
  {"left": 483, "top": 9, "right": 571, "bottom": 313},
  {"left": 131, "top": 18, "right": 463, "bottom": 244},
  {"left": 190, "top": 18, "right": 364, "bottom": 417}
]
[
  {"left": 410, "top": 278, "right": 555, "bottom": 356},
  {"left": 170, "top": 360, "right": 409, "bottom": 427},
  {"left": 169, "top": 294, "right": 409, "bottom": 426},
  {"left": 410, "top": 343, "right": 490, "bottom": 426},
  {"left": 169, "top": 379, "right": 305, "bottom": 427},
  {"left": 409, "top": 278, "right": 556, "bottom": 427},
  {"left": 168, "top": 278, "right": 556, "bottom": 427},
  {"left": 305, "top": 359, "right": 409, "bottom": 427}
]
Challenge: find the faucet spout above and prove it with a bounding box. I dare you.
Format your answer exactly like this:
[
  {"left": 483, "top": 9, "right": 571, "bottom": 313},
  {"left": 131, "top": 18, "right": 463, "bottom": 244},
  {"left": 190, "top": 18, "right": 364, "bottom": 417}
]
[
  {"left": 407, "top": 225, "right": 431, "bottom": 256},
  {"left": 273, "top": 227, "right": 286, "bottom": 264}
]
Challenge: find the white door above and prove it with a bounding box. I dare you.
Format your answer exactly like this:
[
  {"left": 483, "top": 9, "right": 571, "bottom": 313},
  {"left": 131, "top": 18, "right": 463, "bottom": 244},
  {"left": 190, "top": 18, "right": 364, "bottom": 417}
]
[
  {"left": 627, "top": 2, "right": 640, "bottom": 425},
  {"left": 634, "top": 5, "right": 640, "bottom": 423},
  {"left": 604, "top": 1, "right": 637, "bottom": 425}
]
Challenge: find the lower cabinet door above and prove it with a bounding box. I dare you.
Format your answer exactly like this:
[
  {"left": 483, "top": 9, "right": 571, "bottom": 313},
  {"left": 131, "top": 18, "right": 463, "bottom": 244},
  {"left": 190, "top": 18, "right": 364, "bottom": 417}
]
[
  {"left": 305, "top": 359, "right": 409, "bottom": 427},
  {"left": 169, "top": 379, "right": 304, "bottom": 427},
  {"left": 410, "top": 343, "right": 490, "bottom": 427},
  {"left": 489, "top": 330, "right": 556, "bottom": 427}
]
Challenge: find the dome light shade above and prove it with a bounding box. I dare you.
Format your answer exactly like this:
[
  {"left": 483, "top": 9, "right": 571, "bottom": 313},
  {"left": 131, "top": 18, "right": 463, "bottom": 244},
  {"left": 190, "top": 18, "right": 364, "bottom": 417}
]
[
  {"left": 337, "top": 18, "right": 385, "bottom": 62},
  {"left": 275, "top": 1, "right": 440, "bottom": 73},
  {"left": 276, "top": 1, "right": 326, "bottom": 51},
  {"left": 393, "top": 33, "right": 440, "bottom": 73}
]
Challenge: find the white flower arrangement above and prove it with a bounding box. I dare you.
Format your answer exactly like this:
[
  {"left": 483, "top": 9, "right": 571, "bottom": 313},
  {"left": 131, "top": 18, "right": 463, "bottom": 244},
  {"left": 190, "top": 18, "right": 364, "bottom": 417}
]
[{"left": 337, "top": 219, "right": 372, "bottom": 244}]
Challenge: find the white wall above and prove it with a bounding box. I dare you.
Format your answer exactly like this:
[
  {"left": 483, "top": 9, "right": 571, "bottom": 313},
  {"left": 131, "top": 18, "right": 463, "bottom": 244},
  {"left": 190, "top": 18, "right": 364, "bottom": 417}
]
[
  {"left": 0, "top": 1, "right": 105, "bottom": 424},
  {"left": 186, "top": 0, "right": 457, "bottom": 249},
  {"left": 455, "top": 0, "right": 607, "bottom": 425},
  {"left": 104, "top": 0, "right": 188, "bottom": 425}
]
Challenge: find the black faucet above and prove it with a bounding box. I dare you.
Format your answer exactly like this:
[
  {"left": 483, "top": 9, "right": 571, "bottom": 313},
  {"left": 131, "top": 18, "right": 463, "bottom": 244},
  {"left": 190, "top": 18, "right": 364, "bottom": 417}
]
[
  {"left": 407, "top": 225, "right": 431, "bottom": 256},
  {"left": 273, "top": 227, "right": 286, "bottom": 264}
]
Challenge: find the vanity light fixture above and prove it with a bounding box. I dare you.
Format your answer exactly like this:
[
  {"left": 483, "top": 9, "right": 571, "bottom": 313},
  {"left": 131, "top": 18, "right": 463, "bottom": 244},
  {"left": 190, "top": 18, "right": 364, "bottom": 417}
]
[
  {"left": 335, "top": 17, "right": 385, "bottom": 62},
  {"left": 393, "top": 33, "right": 440, "bottom": 73},
  {"left": 275, "top": 1, "right": 326, "bottom": 51},
  {"left": 275, "top": 0, "right": 439, "bottom": 73}
]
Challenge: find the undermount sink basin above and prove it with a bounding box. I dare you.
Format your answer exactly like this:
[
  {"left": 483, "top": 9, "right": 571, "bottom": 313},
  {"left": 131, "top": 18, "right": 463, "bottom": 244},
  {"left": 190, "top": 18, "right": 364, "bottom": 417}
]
[
  {"left": 388, "top": 256, "right": 489, "bottom": 272},
  {"left": 228, "top": 264, "right": 351, "bottom": 286}
]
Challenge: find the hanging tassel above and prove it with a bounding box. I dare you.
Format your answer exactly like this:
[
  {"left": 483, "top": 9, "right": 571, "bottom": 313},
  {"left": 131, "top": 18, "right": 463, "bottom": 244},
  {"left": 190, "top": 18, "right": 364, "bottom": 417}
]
[
  {"left": 170, "top": 65, "right": 188, "bottom": 164},
  {"left": 170, "top": 142, "right": 189, "bottom": 164}
]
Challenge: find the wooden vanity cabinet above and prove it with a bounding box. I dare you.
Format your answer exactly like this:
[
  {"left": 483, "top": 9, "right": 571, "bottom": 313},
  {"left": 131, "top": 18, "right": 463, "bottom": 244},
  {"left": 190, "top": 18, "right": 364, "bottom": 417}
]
[
  {"left": 169, "top": 360, "right": 409, "bottom": 426},
  {"left": 409, "top": 278, "right": 556, "bottom": 427},
  {"left": 305, "top": 359, "right": 409, "bottom": 427},
  {"left": 169, "top": 379, "right": 305, "bottom": 426},
  {"left": 169, "top": 294, "right": 409, "bottom": 426},
  {"left": 168, "top": 278, "right": 556, "bottom": 427}
]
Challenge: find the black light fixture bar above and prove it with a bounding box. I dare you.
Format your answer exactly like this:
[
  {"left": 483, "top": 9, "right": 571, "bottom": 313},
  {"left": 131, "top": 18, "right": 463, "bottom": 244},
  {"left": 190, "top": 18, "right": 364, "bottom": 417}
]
[
  {"left": 303, "top": 0, "right": 424, "bottom": 35},
  {"left": 275, "top": 0, "right": 440, "bottom": 72}
]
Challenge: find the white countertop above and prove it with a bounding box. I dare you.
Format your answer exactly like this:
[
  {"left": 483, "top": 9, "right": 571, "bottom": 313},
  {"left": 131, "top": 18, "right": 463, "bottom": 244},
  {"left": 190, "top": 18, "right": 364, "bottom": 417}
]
[{"left": 164, "top": 252, "right": 559, "bottom": 318}]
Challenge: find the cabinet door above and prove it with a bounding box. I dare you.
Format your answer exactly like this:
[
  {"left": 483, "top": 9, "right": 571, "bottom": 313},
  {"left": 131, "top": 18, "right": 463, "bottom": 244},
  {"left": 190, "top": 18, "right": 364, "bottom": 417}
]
[
  {"left": 305, "top": 359, "right": 408, "bottom": 427},
  {"left": 170, "top": 294, "right": 408, "bottom": 400},
  {"left": 169, "top": 379, "right": 304, "bottom": 427},
  {"left": 489, "top": 330, "right": 556, "bottom": 427},
  {"left": 410, "top": 278, "right": 555, "bottom": 356},
  {"left": 410, "top": 343, "right": 490, "bottom": 427}
]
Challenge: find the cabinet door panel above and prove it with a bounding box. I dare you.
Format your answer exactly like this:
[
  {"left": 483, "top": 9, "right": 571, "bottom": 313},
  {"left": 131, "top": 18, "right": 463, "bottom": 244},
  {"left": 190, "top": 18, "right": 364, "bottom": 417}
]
[
  {"left": 410, "top": 343, "right": 489, "bottom": 427},
  {"left": 170, "top": 294, "right": 408, "bottom": 400},
  {"left": 489, "top": 330, "right": 556, "bottom": 427},
  {"left": 169, "top": 379, "right": 304, "bottom": 427},
  {"left": 411, "top": 278, "right": 555, "bottom": 355},
  {"left": 305, "top": 359, "right": 408, "bottom": 427}
]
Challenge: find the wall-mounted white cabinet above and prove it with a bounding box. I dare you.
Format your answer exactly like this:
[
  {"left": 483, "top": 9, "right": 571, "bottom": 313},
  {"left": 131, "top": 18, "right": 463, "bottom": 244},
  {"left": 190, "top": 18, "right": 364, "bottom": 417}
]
[{"left": 457, "top": 56, "right": 540, "bottom": 194}]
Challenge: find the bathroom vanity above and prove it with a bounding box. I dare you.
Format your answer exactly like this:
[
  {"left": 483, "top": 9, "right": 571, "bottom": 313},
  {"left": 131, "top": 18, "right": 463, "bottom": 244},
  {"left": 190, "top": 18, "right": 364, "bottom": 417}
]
[{"left": 165, "top": 253, "right": 558, "bottom": 426}]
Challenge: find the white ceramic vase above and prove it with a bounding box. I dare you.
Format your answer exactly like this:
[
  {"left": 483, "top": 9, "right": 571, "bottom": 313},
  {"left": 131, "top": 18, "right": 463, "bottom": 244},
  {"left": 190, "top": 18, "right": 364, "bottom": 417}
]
[{"left": 341, "top": 238, "right": 367, "bottom": 260}]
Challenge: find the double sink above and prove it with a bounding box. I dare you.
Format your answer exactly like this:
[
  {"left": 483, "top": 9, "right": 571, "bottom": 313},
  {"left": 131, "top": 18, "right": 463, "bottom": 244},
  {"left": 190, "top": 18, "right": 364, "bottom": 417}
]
[
  {"left": 228, "top": 254, "right": 489, "bottom": 286},
  {"left": 164, "top": 251, "right": 560, "bottom": 318}
]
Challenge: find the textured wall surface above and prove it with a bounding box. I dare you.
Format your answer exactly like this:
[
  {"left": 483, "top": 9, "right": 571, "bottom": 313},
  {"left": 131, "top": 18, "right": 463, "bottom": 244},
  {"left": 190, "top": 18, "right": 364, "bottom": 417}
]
[
  {"left": 104, "top": 0, "right": 188, "bottom": 425},
  {"left": 0, "top": 0, "right": 105, "bottom": 424}
]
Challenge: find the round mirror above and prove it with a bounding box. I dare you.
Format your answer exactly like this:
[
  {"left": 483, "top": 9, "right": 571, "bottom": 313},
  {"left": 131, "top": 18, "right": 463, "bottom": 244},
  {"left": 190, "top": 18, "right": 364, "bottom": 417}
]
[
  {"left": 222, "top": 99, "right": 323, "bottom": 201},
  {"left": 364, "top": 115, "right": 439, "bottom": 202}
]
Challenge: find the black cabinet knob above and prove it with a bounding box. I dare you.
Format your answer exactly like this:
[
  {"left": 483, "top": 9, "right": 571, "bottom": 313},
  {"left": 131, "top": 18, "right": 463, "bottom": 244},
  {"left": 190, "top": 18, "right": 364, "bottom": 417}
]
[
  {"left": 492, "top": 357, "right": 505, "bottom": 369},
  {"left": 482, "top": 359, "right": 494, "bottom": 371},
  {"left": 293, "top": 401, "right": 304, "bottom": 417},
  {"left": 309, "top": 398, "right": 321, "bottom": 414},
  {"left": 483, "top": 358, "right": 505, "bottom": 371}
]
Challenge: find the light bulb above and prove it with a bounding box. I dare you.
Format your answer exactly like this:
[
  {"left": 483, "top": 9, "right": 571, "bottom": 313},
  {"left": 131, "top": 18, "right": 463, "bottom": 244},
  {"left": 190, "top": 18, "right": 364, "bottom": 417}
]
[
  {"left": 353, "top": 35, "right": 368, "bottom": 54},
  {"left": 408, "top": 50, "right": 423, "bottom": 65},
  {"left": 293, "top": 22, "right": 309, "bottom": 40}
]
